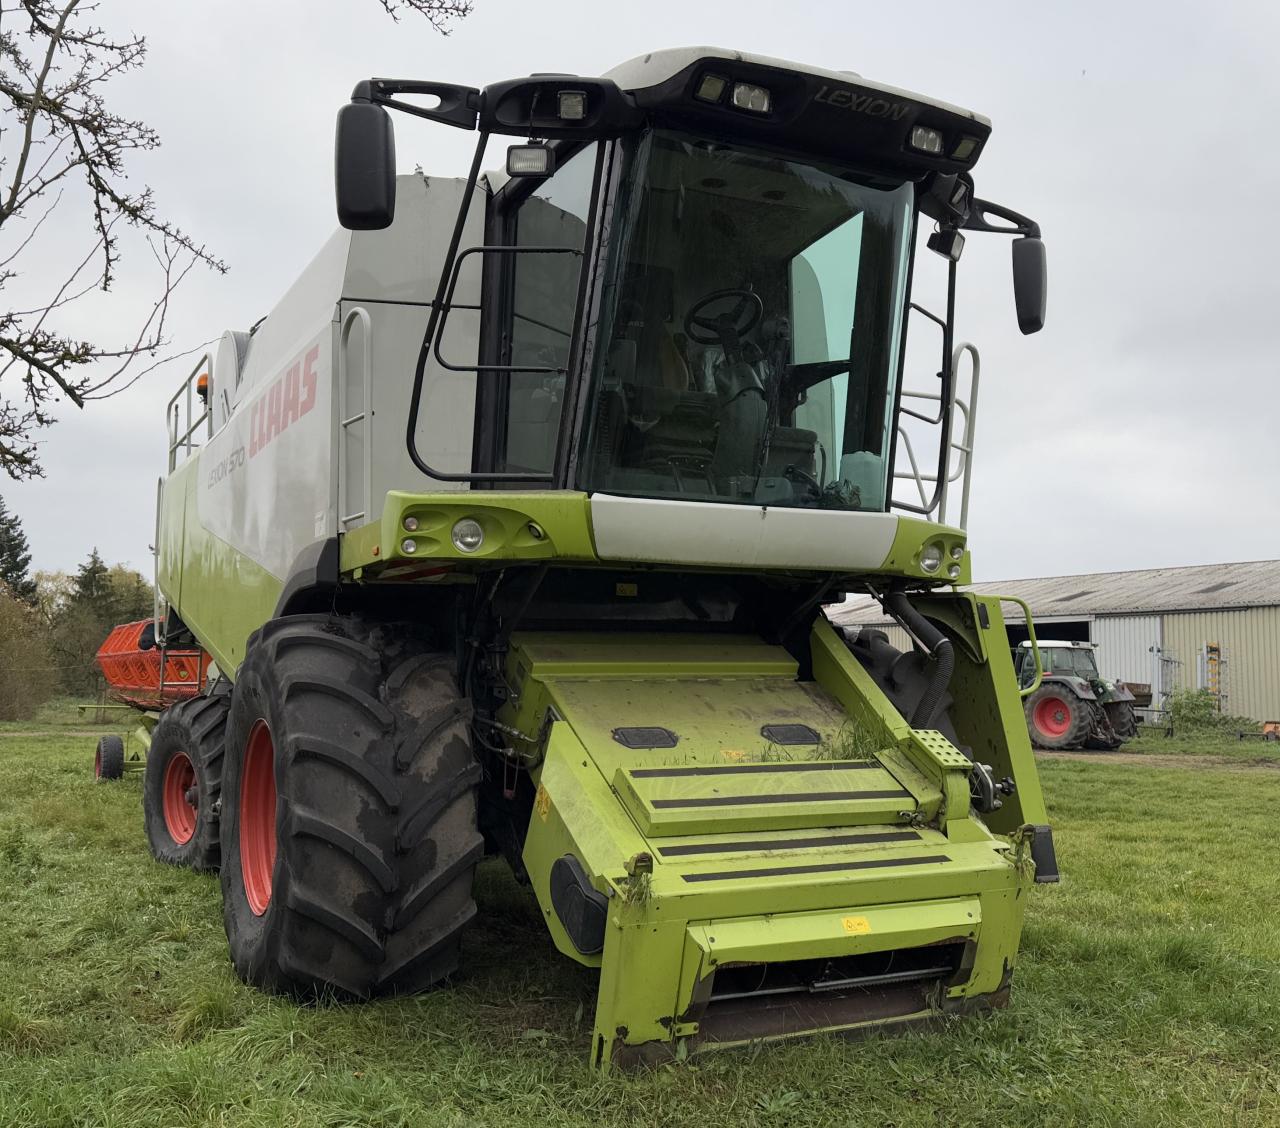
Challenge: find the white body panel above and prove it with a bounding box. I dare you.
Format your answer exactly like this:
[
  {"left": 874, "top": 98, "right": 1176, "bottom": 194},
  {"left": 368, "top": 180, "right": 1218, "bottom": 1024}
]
[
  {"left": 589, "top": 494, "right": 898, "bottom": 570},
  {"left": 182, "top": 174, "right": 483, "bottom": 583}
]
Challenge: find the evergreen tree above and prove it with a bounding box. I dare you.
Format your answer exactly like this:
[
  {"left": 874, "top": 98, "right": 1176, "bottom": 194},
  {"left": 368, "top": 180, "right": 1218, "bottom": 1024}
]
[
  {"left": 73, "top": 548, "right": 110, "bottom": 604},
  {"left": 0, "top": 496, "right": 37, "bottom": 604}
]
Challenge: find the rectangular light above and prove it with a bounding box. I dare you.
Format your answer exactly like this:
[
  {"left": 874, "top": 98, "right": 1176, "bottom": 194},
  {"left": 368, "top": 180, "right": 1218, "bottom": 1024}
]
[
  {"left": 506, "top": 144, "right": 554, "bottom": 177},
  {"left": 909, "top": 125, "right": 944, "bottom": 154},
  {"left": 695, "top": 73, "right": 728, "bottom": 103},
  {"left": 557, "top": 90, "right": 587, "bottom": 121},
  {"left": 951, "top": 136, "right": 980, "bottom": 161},
  {"left": 731, "top": 82, "right": 771, "bottom": 114}
]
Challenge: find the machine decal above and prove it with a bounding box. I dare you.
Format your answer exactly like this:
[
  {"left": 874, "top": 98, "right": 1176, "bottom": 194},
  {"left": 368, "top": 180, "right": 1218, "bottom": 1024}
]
[
  {"left": 249, "top": 344, "right": 319, "bottom": 458},
  {"left": 813, "top": 85, "right": 912, "bottom": 121}
]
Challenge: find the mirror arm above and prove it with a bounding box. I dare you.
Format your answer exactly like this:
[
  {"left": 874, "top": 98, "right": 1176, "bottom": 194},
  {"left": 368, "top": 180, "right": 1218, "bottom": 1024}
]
[
  {"left": 351, "top": 78, "right": 481, "bottom": 130},
  {"left": 963, "top": 197, "right": 1040, "bottom": 239}
]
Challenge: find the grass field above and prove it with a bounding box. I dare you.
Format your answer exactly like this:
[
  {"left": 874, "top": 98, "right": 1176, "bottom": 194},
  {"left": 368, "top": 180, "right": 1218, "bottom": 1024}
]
[{"left": 1, "top": 718, "right": 1278, "bottom": 1127}]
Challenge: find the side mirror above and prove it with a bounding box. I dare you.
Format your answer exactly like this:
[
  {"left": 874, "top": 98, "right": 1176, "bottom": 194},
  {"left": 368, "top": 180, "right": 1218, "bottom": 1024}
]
[
  {"left": 1012, "top": 237, "right": 1047, "bottom": 334},
  {"left": 335, "top": 101, "right": 396, "bottom": 230}
]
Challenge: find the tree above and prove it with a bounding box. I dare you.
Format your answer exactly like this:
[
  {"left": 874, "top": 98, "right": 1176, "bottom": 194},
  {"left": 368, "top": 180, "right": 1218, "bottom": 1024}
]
[
  {"left": 0, "top": 0, "right": 227, "bottom": 479},
  {"left": 70, "top": 543, "right": 106, "bottom": 602},
  {"left": 0, "top": 584, "right": 50, "bottom": 718},
  {"left": 0, "top": 492, "right": 34, "bottom": 601},
  {"left": 0, "top": 0, "right": 473, "bottom": 480},
  {"left": 48, "top": 549, "right": 151, "bottom": 695}
]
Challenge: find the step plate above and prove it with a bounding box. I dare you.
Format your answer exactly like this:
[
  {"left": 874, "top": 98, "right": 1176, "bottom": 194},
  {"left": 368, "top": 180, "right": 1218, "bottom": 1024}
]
[{"left": 616, "top": 760, "right": 916, "bottom": 837}]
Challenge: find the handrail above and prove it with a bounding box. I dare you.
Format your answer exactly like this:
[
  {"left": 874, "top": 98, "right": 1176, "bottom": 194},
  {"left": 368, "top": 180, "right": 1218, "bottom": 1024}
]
[
  {"left": 891, "top": 341, "right": 980, "bottom": 527},
  {"left": 166, "top": 353, "right": 214, "bottom": 472},
  {"left": 993, "top": 595, "right": 1043, "bottom": 697},
  {"left": 339, "top": 307, "right": 375, "bottom": 527}
]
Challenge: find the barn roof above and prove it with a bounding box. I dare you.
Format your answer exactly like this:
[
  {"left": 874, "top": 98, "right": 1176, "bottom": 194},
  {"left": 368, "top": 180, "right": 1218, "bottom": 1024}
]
[{"left": 830, "top": 559, "right": 1280, "bottom": 626}]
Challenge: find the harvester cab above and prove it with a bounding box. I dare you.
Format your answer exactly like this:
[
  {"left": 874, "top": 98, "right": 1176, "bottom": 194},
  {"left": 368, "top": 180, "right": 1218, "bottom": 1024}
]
[{"left": 136, "top": 47, "right": 1058, "bottom": 1069}]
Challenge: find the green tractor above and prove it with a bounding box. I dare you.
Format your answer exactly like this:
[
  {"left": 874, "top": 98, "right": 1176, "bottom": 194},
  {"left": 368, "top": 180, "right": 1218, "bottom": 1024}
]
[
  {"left": 1015, "top": 640, "right": 1139, "bottom": 750},
  {"left": 135, "top": 47, "right": 1056, "bottom": 1068}
]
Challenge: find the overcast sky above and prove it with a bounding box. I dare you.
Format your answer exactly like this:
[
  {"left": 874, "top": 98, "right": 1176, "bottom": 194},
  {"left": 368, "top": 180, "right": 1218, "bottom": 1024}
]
[{"left": 5, "top": 0, "right": 1279, "bottom": 581}]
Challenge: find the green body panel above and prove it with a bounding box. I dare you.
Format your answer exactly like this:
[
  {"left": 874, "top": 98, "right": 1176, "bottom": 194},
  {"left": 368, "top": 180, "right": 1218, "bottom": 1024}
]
[
  {"left": 157, "top": 460, "right": 283, "bottom": 676},
  {"left": 879, "top": 516, "right": 971, "bottom": 584},
  {"left": 513, "top": 625, "right": 1037, "bottom": 1067},
  {"left": 342, "top": 491, "right": 599, "bottom": 573},
  {"left": 920, "top": 595, "right": 1050, "bottom": 835}
]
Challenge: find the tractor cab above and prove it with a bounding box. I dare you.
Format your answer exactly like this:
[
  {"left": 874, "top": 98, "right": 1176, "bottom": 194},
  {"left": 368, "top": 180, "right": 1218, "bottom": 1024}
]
[{"left": 1014, "top": 640, "right": 1101, "bottom": 689}]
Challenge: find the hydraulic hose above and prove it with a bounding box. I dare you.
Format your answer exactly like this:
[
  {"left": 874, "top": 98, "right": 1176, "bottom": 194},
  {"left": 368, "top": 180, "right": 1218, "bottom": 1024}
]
[{"left": 885, "top": 591, "right": 956, "bottom": 728}]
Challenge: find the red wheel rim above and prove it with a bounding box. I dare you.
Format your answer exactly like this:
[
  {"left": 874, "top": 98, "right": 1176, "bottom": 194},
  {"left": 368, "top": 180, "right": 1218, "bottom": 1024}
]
[
  {"left": 240, "top": 720, "right": 277, "bottom": 916},
  {"left": 1033, "top": 696, "right": 1072, "bottom": 738},
  {"left": 94, "top": 746, "right": 102, "bottom": 779},
  {"left": 162, "top": 751, "right": 198, "bottom": 844}
]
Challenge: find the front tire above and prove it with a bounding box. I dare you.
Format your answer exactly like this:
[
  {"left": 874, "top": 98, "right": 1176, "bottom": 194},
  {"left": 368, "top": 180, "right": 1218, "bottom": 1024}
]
[
  {"left": 1025, "top": 683, "right": 1093, "bottom": 750},
  {"left": 142, "top": 688, "right": 230, "bottom": 871},
  {"left": 219, "top": 615, "right": 482, "bottom": 1000}
]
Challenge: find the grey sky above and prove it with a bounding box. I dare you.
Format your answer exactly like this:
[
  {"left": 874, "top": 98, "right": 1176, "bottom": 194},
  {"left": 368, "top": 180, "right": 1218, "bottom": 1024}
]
[{"left": 6, "top": 0, "right": 1280, "bottom": 580}]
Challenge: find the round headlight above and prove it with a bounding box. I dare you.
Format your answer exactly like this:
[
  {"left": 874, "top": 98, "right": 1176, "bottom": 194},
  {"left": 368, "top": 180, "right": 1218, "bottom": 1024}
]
[
  {"left": 950, "top": 545, "right": 964, "bottom": 561},
  {"left": 920, "top": 543, "right": 943, "bottom": 573},
  {"left": 401, "top": 538, "right": 418, "bottom": 555},
  {"left": 451, "top": 518, "right": 485, "bottom": 553},
  {"left": 947, "top": 563, "right": 961, "bottom": 580},
  {"left": 403, "top": 515, "right": 419, "bottom": 532}
]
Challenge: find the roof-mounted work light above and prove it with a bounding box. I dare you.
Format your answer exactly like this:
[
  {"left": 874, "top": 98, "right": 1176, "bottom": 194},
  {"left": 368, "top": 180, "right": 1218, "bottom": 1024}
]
[{"left": 506, "top": 143, "right": 555, "bottom": 177}]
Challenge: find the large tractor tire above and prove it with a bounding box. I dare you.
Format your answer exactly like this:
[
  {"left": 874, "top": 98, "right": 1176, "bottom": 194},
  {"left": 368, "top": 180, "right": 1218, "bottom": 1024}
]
[
  {"left": 143, "top": 686, "right": 231, "bottom": 871},
  {"left": 219, "top": 615, "right": 483, "bottom": 1001},
  {"left": 1025, "top": 683, "right": 1093, "bottom": 750}
]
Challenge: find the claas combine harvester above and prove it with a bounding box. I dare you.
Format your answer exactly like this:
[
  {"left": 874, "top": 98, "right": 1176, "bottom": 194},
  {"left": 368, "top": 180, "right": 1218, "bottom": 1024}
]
[{"left": 97, "top": 47, "right": 1059, "bottom": 1068}]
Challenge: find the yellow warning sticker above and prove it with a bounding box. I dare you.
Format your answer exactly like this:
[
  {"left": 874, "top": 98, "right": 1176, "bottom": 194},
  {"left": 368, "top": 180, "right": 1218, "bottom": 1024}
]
[
  {"left": 616, "top": 582, "right": 638, "bottom": 597},
  {"left": 842, "top": 916, "right": 871, "bottom": 935},
  {"left": 720, "top": 748, "right": 747, "bottom": 762},
  {"left": 535, "top": 785, "right": 552, "bottom": 821}
]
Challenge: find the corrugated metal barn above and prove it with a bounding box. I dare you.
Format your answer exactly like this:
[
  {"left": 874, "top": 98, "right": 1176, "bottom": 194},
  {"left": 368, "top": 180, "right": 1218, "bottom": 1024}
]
[{"left": 830, "top": 560, "right": 1280, "bottom": 722}]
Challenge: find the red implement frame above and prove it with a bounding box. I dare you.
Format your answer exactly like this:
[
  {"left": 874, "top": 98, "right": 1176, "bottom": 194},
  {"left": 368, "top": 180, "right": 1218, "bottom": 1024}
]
[{"left": 96, "top": 620, "right": 209, "bottom": 709}]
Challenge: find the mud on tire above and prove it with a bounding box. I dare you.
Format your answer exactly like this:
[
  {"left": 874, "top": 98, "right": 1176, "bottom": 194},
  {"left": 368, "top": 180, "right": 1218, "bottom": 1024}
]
[
  {"left": 142, "top": 685, "right": 231, "bottom": 871},
  {"left": 219, "top": 614, "right": 483, "bottom": 1000}
]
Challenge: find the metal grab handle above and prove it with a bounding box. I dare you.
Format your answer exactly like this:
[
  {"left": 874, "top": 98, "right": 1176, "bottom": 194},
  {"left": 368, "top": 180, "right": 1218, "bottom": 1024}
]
[
  {"left": 991, "top": 595, "right": 1043, "bottom": 698},
  {"left": 339, "top": 307, "right": 374, "bottom": 526}
]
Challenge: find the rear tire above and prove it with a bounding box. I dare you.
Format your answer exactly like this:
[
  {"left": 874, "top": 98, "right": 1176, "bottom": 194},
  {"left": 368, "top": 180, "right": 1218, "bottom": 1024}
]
[
  {"left": 142, "top": 687, "right": 230, "bottom": 871},
  {"left": 219, "top": 615, "right": 482, "bottom": 1000},
  {"left": 94, "top": 734, "right": 125, "bottom": 781},
  {"left": 1025, "top": 683, "right": 1092, "bottom": 750}
]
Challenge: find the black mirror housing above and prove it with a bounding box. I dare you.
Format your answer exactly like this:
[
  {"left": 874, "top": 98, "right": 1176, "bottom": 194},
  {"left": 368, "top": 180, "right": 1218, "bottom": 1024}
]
[
  {"left": 1012, "top": 237, "right": 1047, "bottom": 334},
  {"left": 335, "top": 101, "right": 396, "bottom": 230}
]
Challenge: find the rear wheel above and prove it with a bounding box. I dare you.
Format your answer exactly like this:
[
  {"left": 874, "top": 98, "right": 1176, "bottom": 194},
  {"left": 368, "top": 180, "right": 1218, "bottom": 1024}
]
[
  {"left": 219, "top": 615, "right": 482, "bottom": 1000},
  {"left": 94, "top": 734, "right": 125, "bottom": 781},
  {"left": 142, "top": 688, "right": 230, "bottom": 871},
  {"left": 1025, "top": 683, "right": 1092, "bottom": 750}
]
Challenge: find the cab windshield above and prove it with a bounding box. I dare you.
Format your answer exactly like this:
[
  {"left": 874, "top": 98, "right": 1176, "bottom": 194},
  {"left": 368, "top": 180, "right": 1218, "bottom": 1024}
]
[{"left": 577, "top": 128, "right": 913, "bottom": 511}]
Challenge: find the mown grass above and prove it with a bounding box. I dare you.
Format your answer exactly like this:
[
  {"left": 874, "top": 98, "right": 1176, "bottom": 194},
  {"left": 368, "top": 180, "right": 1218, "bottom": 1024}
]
[
  {"left": 1124, "top": 725, "right": 1280, "bottom": 762},
  {"left": 0, "top": 728, "right": 1278, "bottom": 1126}
]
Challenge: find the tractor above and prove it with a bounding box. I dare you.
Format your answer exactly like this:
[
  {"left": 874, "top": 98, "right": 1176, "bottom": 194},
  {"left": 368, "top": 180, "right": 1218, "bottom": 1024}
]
[
  {"left": 1015, "top": 640, "right": 1139, "bottom": 750},
  {"left": 102, "top": 47, "right": 1059, "bottom": 1068}
]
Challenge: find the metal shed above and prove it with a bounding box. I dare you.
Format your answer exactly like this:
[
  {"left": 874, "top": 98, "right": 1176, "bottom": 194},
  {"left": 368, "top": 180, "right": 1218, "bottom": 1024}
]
[{"left": 829, "top": 560, "right": 1280, "bottom": 722}]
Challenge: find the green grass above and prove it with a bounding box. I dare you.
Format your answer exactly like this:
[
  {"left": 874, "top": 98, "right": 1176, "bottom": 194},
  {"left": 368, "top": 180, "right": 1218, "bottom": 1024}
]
[
  {"left": 1, "top": 730, "right": 1278, "bottom": 1126},
  {"left": 1123, "top": 725, "right": 1280, "bottom": 762}
]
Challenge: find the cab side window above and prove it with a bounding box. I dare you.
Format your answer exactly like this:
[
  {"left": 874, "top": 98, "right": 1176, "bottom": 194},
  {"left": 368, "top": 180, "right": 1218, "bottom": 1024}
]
[{"left": 502, "top": 144, "right": 598, "bottom": 474}]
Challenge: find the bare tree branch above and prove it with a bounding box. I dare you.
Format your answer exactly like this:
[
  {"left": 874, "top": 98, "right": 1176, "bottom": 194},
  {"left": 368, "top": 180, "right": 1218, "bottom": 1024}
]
[
  {"left": 373, "top": 0, "right": 473, "bottom": 33},
  {"left": 0, "top": 0, "right": 224, "bottom": 478}
]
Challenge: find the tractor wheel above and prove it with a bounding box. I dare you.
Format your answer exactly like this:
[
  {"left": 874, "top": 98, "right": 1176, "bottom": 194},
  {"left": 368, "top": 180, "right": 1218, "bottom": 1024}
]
[
  {"left": 94, "top": 734, "right": 125, "bottom": 781},
  {"left": 1025, "top": 683, "right": 1093, "bottom": 750},
  {"left": 142, "top": 687, "right": 230, "bottom": 871},
  {"left": 1104, "top": 701, "right": 1138, "bottom": 741},
  {"left": 219, "top": 615, "right": 482, "bottom": 1001}
]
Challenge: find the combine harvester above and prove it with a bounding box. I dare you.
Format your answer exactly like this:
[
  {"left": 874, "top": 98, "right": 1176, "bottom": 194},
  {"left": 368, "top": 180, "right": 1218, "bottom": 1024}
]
[{"left": 103, "top": 47, "right": 1058, "bottom": 1067}]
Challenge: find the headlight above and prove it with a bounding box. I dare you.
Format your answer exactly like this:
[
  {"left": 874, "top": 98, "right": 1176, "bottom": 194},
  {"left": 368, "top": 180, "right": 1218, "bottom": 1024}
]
[
  {"left": 920, "top": 543, "right": 943, "bottom": 573},
  {"left": 451, "top": 518, "right": 485, "bottom": 553},
  {"left": 732, "top": 82, "right": 771, "bottom": 114},
  {"left": 947, "top": 564, "right": 961, "bottom": 580}
]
